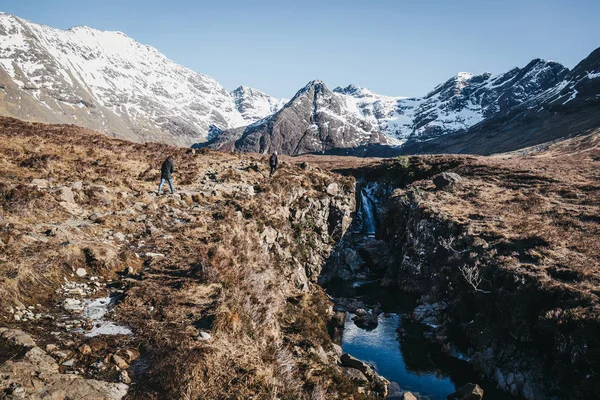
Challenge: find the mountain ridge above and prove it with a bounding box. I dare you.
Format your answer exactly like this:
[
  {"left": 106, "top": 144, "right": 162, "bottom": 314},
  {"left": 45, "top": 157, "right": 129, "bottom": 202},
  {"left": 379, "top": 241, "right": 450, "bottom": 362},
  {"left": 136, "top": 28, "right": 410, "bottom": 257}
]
[{"left": 0, "top": 13, "right": 282, "bottom": 146}]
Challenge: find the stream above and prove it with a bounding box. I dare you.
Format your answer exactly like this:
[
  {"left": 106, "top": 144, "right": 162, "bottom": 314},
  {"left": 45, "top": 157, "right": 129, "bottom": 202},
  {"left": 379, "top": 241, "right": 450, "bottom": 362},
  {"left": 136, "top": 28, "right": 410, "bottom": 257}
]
[{"left": 329, "top": 280, "right": 511, "bottom": 399}]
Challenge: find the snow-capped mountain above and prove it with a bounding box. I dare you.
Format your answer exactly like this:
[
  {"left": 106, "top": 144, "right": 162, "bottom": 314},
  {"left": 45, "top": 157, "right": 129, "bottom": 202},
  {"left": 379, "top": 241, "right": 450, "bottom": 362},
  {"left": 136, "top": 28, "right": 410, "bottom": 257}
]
[
  {"left": 398, "top": 47, "right": 600, "bottom": 155},
  {"left": 202, "top": 80, "right": 389, "bottom": 155},
  {"left": 231, "top": 86, "right": 287, "bottom": 123},
  {"left": 331, "top": 59, "right": 569, "bottom": 143},
  {"left": 0, "top": 13, "right": 278, "bottom": 146},
  {"left": 202, "top": 57, "right": 577, "bottom": 155}
]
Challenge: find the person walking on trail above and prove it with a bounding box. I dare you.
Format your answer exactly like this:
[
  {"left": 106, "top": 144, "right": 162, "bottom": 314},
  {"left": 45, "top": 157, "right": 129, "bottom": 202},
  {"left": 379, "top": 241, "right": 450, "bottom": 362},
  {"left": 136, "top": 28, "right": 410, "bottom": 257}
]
[
  {"left": 269, "top": 151, "right": 279, "bottom": 178},
  {"left": 157, "top": 156, "right": 175, "bottom": 195}
]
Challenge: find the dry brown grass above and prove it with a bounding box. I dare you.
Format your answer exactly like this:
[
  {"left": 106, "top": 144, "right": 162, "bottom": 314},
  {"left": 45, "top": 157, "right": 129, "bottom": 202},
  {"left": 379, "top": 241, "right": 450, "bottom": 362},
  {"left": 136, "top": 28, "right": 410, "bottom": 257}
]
[{"left": 0, "top": 117, "right": 365, "bottom": 399}]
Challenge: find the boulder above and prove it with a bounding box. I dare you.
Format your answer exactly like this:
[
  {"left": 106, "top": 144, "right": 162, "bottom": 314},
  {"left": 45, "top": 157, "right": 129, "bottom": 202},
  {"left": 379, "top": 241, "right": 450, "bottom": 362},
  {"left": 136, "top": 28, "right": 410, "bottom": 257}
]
[
  {"left": 340, "top": 353, "right": 389, "bottom": 397},
  {"left": 433, "top": 172, "right": 464, "bottom": 190},
  {"left": 342, "top": 367, "right": 369, "bottom": 385},
  {"left": 357, "top": 239, "right": 392, "bottom": 274},
  {"left": 403, "top": 392, "right": 419, "bottom": 400},
  {"left": 353, "top": 312, "right": 378, "bottom": 330},
  {"left": 447, "top": 383, "right": 484, "bottom": 400},
  {"left": 326, "top": 183, "right": 339, "bottom": 196}
]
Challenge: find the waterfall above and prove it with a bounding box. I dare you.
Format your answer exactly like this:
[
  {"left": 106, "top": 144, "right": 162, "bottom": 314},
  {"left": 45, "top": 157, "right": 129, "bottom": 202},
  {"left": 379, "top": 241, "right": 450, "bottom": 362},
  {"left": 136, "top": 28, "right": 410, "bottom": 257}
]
[{"left": 360, "top": 188, "right": 377, "bottom": 235}]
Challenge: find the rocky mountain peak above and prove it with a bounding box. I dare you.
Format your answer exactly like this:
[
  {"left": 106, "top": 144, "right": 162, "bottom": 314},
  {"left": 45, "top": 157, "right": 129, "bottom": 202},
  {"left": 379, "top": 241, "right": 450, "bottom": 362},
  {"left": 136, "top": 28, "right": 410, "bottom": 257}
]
[
  {"left": 333, "top": 84, "right": 375, "bottom": 98},
  {"left": 230, "top": 85, "right": 287, "bottom": 123}
]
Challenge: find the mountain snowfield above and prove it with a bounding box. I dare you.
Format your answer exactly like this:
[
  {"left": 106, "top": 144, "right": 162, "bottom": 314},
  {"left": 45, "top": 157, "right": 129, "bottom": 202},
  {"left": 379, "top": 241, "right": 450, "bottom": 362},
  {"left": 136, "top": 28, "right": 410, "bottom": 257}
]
[
  {"left": 0, "top": 13, "right": 284, "bottom": 146},
  {"left": 0, "top": 12, "right": 598, "bottom": 152},
  {"left": 231, "top": 86, "right": 288, "bottom": 123}
]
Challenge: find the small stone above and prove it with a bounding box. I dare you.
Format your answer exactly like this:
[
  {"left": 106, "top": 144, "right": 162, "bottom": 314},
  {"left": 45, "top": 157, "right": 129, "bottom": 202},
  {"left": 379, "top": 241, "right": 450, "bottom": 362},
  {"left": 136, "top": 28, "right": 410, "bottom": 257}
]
[
  {"left": 196, "top": 331, "right": 212, "bottom": 341},
  {"left": 448, "top": 382, "right": 484, "bottom": 400},
  {"left": 354, "top": 308, "right": 367, "bottom": 317},
  {"left": 14, "top": 314, "right": 21, "bottom": 321},
  {"left": 79, "top": 344, "right": 92, "bottom": 355},
  {"left": 120, "top": 370, "right": 131, "bottom": 384},
  {"left": 71, "top": 181, "right": 84, "bottom": 191},
  {"left": 114, "top": 232, "right": 126, "bottom": 241},
  {"left": 120, "top": 348, "right": 140, "bottom": 363},
  {"left": 30, "top": 178, "right": 50, "bottom": 188},
  {"left": 46, "top": 344, "right": 58, "bottom": 352},
  {"left": 403, "top": 392, "right": 418, "bottom": 400},
  {"left": 112, "top": 354, "right": 129, "bottom": 370},
  {"left": 326, "top": 182, "right": 339, "bottom": 196},
  {"left": 75, "top": 268, "right": 87, "bottom": 277},
  {"left": 62, "top": 359, "right": 76, "bottom": 367}
]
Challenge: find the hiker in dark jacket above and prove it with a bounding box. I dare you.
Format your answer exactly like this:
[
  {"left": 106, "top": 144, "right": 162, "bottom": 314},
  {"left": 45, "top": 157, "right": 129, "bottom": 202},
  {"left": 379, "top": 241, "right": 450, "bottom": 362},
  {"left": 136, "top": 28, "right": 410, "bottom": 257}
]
[
  {"left": 269, "top": 151, "right": 278, "bottom": 178},
  {"left": 157, "top": 157, "right": 175, "bottom": 195}
]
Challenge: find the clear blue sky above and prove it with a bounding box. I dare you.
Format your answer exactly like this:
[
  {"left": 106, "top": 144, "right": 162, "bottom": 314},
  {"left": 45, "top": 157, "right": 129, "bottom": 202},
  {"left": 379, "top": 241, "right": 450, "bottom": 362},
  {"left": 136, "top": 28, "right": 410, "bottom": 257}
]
[{"left": 1, "top": 0, "right": 599, "bottom": 98}]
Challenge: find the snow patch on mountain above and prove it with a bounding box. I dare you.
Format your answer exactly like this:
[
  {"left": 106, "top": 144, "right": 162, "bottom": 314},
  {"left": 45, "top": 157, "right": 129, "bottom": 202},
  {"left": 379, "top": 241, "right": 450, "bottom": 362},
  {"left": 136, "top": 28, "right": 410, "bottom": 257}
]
[
  {"left": 0, "top": 12, "right": 273, "bottom": 146},
  {"left": 231, "top": 85, "right": 287, "bottom": 123}
]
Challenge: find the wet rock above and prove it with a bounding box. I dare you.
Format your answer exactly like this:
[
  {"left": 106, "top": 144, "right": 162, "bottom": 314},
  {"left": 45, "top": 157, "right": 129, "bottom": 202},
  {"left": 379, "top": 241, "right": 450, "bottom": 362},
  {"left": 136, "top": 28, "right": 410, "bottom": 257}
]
[
  {"left": 353, "top": 312, "right": 378, "bottom": 330},
  {"left": 358, "top": 239, "right": 393, "bottom": 274},
  {"left": 447, "top": 383, "right": 484, "bottom": 400},
  {"left": 341, "top": 248, "right": 362, "bottom": 273},
  {"left": 403, "top": 392, "right": 419, "bottom": 400},
  {"left": 340, "top": 353, "right": 389, "bottom": 397},
  {"left": 433, "top": 172, "right": 464, "bottom": 190},
  {"left": 63, "top": 298, "right": 83, "bottom": 312},
  {"left": 355, "top": 308, "right": 368, "bottom": 317}
]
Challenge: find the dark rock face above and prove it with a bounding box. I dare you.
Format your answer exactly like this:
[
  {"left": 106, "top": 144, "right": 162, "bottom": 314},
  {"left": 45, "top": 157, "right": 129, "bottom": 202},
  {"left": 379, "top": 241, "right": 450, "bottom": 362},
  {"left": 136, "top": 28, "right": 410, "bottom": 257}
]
[
  {"left": 447, "top": 383, "right": 484, "bottom": 400},
  {"left": 199, "top": 80, "right": 389, "bottom": 155}
]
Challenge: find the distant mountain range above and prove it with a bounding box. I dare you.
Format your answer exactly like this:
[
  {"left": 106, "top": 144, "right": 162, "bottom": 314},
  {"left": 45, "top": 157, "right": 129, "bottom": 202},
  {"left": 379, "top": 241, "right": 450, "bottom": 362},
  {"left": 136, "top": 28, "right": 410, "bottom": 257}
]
[{"left": 1, "top": 12, "right": 599, "bottom": 155}]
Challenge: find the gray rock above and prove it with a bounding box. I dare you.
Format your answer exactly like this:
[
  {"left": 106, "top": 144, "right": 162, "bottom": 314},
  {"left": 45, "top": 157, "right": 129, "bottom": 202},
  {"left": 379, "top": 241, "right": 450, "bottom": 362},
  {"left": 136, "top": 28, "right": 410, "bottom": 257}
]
[
  {"left": 196, "top": 331, "right": 212, "bottom": 341},
  {"left": 342, "top": 367, "right": 369, "bottom": 385},
  {"left": 433, "top": 172, "right": 464, "bottom": 190},
  {"left": 30, "top": 178, "right": 50, "bottom": 188}
]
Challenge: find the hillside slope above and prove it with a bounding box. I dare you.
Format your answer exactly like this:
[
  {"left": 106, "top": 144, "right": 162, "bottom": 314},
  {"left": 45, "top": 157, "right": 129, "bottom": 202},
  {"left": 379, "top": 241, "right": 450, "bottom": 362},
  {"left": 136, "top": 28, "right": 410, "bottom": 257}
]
[
  {"left": 0, "top": 13, "right": 283, "bottom": 147},
  {"left": 0, "top": 116, "right": 376, "bottom": 399}
]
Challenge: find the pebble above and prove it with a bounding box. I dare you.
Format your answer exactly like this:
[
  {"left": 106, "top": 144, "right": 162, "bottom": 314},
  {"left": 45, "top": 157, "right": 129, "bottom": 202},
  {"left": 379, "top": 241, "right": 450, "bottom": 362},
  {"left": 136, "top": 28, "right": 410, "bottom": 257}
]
[
  {"left": 196, "top": 331, "right": 212, "bottom": 341},
  {"left": 76, "top": 268, "right": 87, "bottom": 277},
  {"left": 62, "top": 359, "right": 75, "bottom": 367},
  {"left": 120, "top": 370, "right": 131, "bottom": 384}
]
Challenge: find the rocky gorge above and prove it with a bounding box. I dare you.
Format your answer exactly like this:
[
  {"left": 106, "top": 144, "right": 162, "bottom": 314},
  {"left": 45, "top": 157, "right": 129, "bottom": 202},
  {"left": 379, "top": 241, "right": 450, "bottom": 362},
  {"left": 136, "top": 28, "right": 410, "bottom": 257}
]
[{"left": 1, "top": 116, "right": 599, "bottom": 399}]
